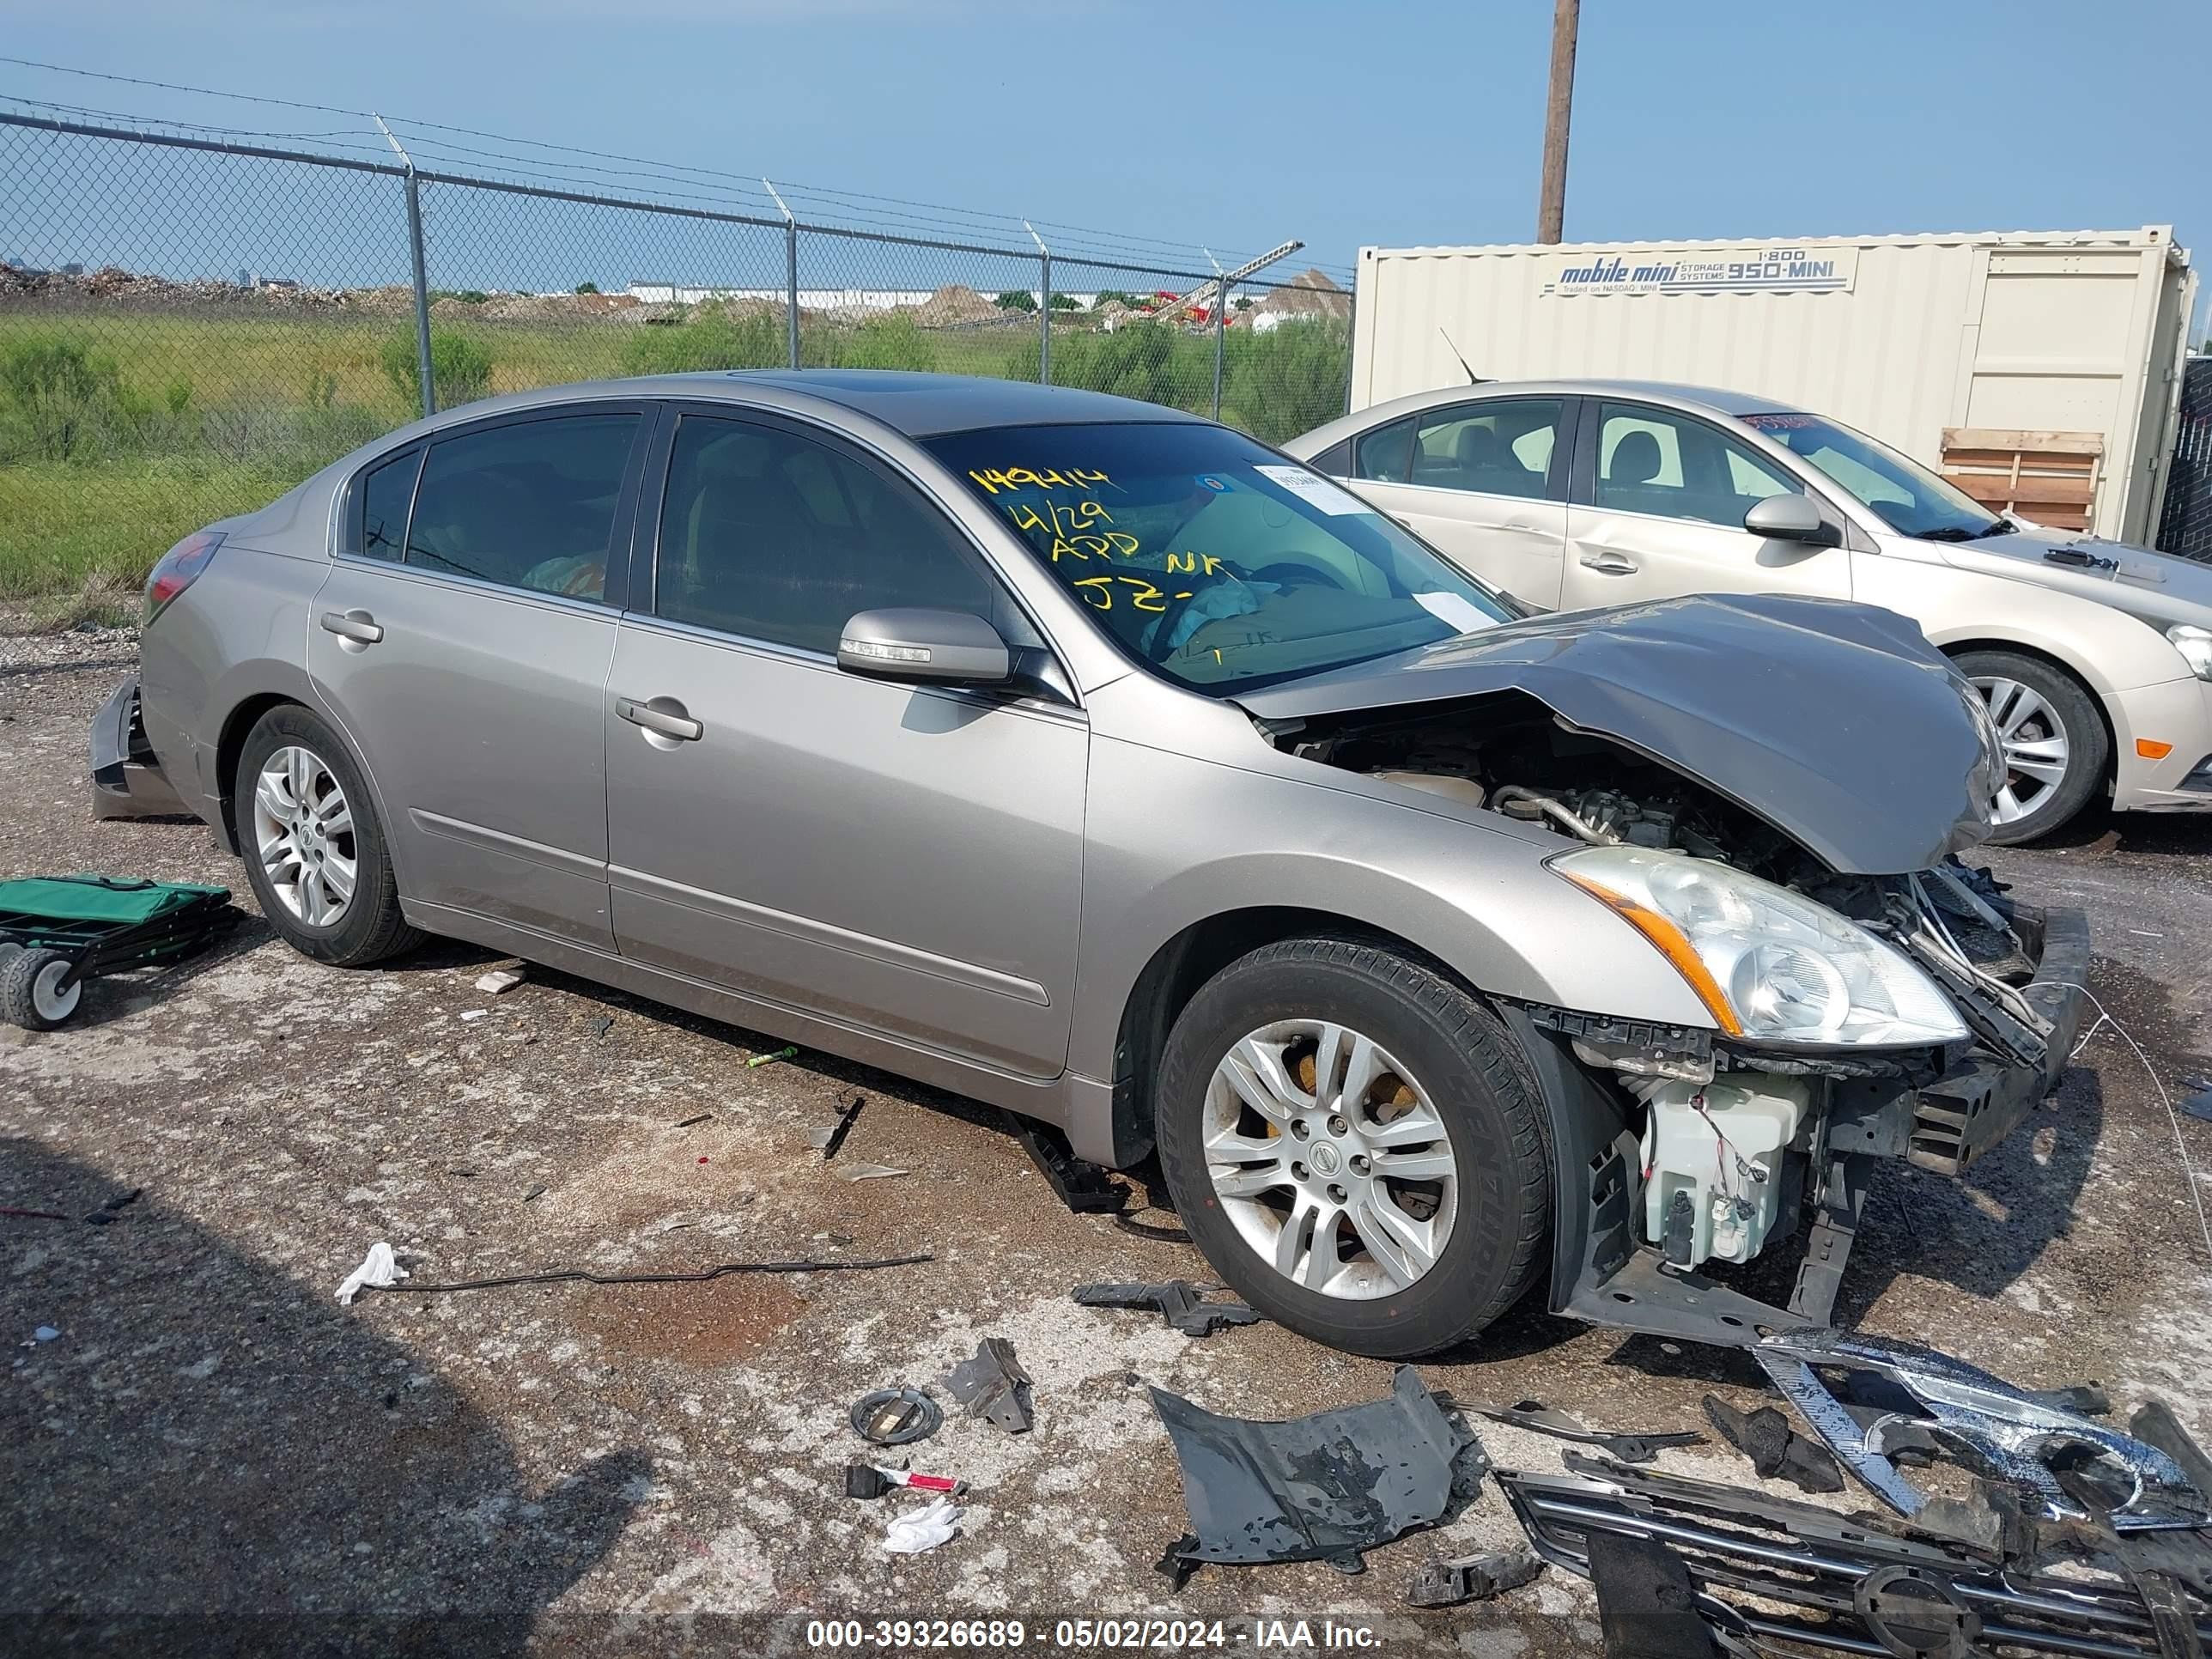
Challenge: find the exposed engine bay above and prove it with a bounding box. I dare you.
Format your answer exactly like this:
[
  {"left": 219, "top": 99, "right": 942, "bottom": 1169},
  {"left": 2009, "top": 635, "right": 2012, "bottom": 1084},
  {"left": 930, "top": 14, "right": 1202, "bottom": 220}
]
[{"left": 1267, "top": 694, "right": 2080, "bottom": 1307}]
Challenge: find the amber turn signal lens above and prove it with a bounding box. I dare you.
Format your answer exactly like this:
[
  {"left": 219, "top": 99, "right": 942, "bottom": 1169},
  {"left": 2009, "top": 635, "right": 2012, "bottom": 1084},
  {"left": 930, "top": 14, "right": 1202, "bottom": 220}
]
[{"left": 2137, "top": 738, "right": 2175, "bottom": 760}]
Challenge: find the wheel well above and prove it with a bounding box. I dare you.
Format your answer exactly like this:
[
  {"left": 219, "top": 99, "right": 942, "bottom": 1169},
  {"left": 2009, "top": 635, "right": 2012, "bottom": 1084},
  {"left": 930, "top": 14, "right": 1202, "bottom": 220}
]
[
  {"left": 211, "top": 693, "right": 301, "bottom": 853},
  {"left": 1941, "top": 639, "right": 2118, "bottom": 785},
  {"left": 1106, "top": 906, "right": 1472, "bottom": 1166}
]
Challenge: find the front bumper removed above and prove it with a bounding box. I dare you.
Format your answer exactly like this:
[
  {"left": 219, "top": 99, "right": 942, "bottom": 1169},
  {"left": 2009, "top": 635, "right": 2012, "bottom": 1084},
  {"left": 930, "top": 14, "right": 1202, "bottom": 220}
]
[
  {"left": 88, "top": 678, "right": 187, "bottom": 822},
  {"left": 1546, "top": 902, "right": 2088, "bottom": 1347}
]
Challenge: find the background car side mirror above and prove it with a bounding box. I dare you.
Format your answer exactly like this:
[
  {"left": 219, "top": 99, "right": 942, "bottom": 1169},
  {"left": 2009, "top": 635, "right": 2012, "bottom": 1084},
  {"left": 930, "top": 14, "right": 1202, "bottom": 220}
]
[
  {"left": 1744, "top": 494, "right": 1843, "bottom": 548},
  {"left": 837, "top": 608, "right": 1012, "bottom": 686}
]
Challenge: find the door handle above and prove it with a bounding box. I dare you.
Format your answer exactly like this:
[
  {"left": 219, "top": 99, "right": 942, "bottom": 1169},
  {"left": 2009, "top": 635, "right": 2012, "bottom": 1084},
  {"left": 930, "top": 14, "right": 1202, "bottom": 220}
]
[
  {"left": 1578, "top": 551, "right": 1640, "bottom": 575},
  {"left": 616, "top": 696, "right": 702, "bottom": 743},
  {"left": 319, "top": 609, "right": 383, "bottom": 646}
]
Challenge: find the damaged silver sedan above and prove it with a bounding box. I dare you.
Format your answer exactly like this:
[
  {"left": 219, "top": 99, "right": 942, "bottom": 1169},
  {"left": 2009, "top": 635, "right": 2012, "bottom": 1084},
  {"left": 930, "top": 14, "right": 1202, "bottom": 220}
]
[{"left": 94, "top": 371, "right": 2085, "bottom": 1356}]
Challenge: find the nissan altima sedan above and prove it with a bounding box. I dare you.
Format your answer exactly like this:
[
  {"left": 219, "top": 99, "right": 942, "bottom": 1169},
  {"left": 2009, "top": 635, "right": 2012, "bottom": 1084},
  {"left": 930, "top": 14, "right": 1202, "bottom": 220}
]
[
  {"left": 93, "top": 371, "right": 2083, "bottom": 1357},
  {"left": 1287, "top": 380, "right": 2212, "bottom": 844}
]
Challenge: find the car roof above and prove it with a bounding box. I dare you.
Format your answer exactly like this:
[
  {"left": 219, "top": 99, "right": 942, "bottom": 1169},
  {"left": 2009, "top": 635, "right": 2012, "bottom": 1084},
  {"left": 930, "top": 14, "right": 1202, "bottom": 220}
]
[
  {"left": 1291, "top": 379, "right": 1801, "bottom": 449},
  {"left": 401, "top": 369, "right": 1208, "bottom": 440}
]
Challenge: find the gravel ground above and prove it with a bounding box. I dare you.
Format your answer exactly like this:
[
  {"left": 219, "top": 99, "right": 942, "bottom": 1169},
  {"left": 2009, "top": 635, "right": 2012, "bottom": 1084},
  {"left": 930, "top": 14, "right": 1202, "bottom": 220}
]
[{"left": 5, "top": 628, "right": 2212, "bottom": 1657}]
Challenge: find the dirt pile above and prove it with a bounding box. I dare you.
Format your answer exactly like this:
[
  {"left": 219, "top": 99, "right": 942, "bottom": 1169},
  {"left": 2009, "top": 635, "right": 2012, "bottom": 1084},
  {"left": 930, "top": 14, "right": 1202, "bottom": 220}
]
[
  {"left": 1250, "top": 268, "right": 1350, "bottom": 320},
  {"left": 908, "top": 285, "right": 1000, "bottom": 328}
]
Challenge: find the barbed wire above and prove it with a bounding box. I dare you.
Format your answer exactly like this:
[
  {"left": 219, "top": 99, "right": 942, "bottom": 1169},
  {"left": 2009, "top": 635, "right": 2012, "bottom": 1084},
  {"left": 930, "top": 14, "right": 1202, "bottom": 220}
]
[{"left": 0, "top": 58, "right": 1357, "bottom": 287}]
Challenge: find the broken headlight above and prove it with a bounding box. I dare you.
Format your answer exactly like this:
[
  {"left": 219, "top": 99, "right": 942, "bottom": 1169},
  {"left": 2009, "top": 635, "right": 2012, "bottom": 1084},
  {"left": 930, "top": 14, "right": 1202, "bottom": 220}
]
[{"left": 1554, "top": 846, "right": 1967, "bottom": 1047}]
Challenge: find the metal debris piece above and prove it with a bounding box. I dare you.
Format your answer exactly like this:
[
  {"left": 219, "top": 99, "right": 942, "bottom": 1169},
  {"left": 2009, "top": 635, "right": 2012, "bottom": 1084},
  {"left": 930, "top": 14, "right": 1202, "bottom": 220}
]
[
  {"left": 1700, "top": 1393, "right": 1843, "bottom": 1493},
  {"left": 1072, "top": 1279, "right": 1261, "bottom": 1338},
  {"left": 458, "top": 1008, "right": 489, "bottom": 1023},
  {"left": 1754, "top": 1328, "right": 2212, "bottom": 1532},
  {"left": 473, "top": 968, "right": 525, "bottom": 994},
  {"left": 1460, "top": 1395, "right": 1704, "bottom": 1465},
  {"left": 1008, "top": 1117, "right": 1129, "bottom": 1214},
  {"left": 1152, "top": 1365, "right": 1487, "bottom": 1577},
  {"left": 746, "top": 1044, "right": 799, "bottom": 1068},
  {"left": 835, "top": 1163, "right": 907, "bottom": 1182},
  {"left": 941, "top": 1338, "right": 1032, "bottom": 1433},
  {"left": 586, "top": 1015, "right": 613, "bottom": 1037},
  {"left": 672, "top": 1112, "right": 714, "bottom": 1129},
  {"left": 850, "top": 1387, "right": 942, "bottom": 1447},
  {"left": 1406, "top": 1547, "right": 1542, "bottom": 1608}
]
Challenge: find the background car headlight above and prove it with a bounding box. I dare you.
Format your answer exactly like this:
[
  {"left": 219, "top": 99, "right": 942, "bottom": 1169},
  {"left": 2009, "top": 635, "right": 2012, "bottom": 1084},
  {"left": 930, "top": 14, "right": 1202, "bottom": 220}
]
[
  {"left": 1554, "top": 845, "right": 1967, "bottom": 1046},
  {"left": 2167, "top": 623, "right": 2212, "bottom": 682}
]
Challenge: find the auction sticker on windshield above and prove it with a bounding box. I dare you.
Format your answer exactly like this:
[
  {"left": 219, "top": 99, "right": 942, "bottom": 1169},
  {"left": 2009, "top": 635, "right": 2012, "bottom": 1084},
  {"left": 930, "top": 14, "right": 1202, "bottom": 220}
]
[{"left": 1250, "top": 464, "right": 1371, "bottom": 516}]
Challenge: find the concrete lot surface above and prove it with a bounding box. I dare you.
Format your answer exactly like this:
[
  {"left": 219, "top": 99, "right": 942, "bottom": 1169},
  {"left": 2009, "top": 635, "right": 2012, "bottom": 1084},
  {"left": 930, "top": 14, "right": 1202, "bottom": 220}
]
[{"left": 6, "top": 627, "right": 2212, "bottom": 1656}]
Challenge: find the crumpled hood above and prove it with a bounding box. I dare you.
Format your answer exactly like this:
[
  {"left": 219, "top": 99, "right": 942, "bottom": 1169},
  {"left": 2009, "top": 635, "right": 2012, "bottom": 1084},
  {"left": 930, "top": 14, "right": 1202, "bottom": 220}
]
[
  {"left": 1932, "top": 523, "right": 2212, "bottom": 631},
  {"left": 1236, "top": 592, "right": 1993, "bottom": 875}
]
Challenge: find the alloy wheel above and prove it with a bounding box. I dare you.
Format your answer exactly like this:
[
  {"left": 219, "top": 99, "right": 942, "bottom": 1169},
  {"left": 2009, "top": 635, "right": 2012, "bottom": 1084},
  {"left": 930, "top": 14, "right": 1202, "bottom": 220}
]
[
  {"left": 252, "top": 744, "right": 358, "bottom": 927},
  {"left": 1972, "top": 675, "right": 2072, "bottom": 826},
  {"left": 1201, "top": 1019, "right": 1458, "bottom": 1299}
]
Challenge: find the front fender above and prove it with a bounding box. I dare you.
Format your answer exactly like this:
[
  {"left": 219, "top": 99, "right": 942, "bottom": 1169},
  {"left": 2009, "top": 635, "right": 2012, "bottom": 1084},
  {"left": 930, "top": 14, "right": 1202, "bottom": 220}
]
[{"left": 1067, "top": 733, "right": 1717, "bottom": 1083}]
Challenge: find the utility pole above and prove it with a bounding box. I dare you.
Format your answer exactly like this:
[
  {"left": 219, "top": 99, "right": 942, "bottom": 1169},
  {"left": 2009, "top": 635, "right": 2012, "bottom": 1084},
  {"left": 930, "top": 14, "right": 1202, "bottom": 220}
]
[{"left": 1536, "top": 0, "right": 1579, "bottom": 245}]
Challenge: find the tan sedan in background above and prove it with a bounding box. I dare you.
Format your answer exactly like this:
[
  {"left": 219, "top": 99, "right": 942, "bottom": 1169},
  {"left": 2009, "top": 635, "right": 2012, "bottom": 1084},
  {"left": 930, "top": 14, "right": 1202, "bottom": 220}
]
[{"left": 1289, "top": 380, "right": 2212, "bottom": 842}]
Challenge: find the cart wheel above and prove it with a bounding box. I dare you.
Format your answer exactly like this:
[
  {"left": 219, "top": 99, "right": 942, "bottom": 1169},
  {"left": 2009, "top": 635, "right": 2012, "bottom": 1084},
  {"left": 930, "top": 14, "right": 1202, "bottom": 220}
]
[{"left": 1, "top": 947, "right": 82, "bottom": 1030}]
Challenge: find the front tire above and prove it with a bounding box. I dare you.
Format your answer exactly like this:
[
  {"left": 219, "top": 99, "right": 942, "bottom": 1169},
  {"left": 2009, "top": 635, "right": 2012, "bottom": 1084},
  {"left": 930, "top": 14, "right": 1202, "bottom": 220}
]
[
  {"left": 1954, "top": 650, "right": 2107, "bottom": 844},
  {"left": 1153, "top": 938, "right": 1551, "bottom": 1358},
  {"left": 234, "top": 705, "right": 420, "bottom": 967}
]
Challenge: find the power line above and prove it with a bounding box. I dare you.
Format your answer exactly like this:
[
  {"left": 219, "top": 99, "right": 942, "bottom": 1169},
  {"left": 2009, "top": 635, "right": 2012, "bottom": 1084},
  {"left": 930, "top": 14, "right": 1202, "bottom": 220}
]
[{"left": 0, "top": 55, "right": 1352, "bottom": 283}]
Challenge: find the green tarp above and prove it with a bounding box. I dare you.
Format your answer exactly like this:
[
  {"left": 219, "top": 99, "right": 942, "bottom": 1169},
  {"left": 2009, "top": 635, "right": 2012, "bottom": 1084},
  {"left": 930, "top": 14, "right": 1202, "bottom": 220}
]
[{"left": 0, "top": 876, "right": 230, "bottom": 927}]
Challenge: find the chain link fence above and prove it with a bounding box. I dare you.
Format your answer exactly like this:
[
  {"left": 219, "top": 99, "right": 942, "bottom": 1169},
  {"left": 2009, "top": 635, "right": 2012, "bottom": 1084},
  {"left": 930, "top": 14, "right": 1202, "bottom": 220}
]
[
  {"left": 2156, "top": 355, "right": 2212, "bottom": 560},
  {"left": 0, "top": 111, "right": 1352, "bottom": 599}
]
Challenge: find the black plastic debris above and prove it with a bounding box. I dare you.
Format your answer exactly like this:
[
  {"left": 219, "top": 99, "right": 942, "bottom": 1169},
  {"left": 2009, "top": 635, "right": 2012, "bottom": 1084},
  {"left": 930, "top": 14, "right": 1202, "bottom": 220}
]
[
  {"left": 1009, "top": 1118, "right": 1129, "bottom": 1214},
  {"left": 850, "top": 1387, "right": 942, "bottom": 1447},
  {"left": 1461, "top": 1395, "right": 1704, "bottom": 1465},
  {"left": 81, "top": 1187, "right": 141, "bottom": 1226},
  {"left": 807, "top": 1094, "right": 866, "bottom": 1159},
  {"left": 2182, "top": 1085, "right": 2212, "bottom": 1125},
  {"left": 941, "top": 1338, "right": 1033, "bottom": 1433},
  {"left": 1073, "top": 1279, "right": 1260, "bottom": 1339},
  {"left": 1152, "top": 1365, "right": 1487, "bottom": 1577},
  {"left": 1406, "top": 1547, "right": 1542, "bottom": 1608},
  {"left": 1586, "top": 1532, "right": 1717, "bottom": 1659},
  {"left": 1700, "top": 1393, "right": 1843, "bottom": 1493}
]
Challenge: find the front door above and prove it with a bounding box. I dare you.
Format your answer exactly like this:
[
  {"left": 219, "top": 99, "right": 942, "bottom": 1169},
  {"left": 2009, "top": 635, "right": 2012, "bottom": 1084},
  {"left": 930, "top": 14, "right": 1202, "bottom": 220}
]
[
  {"left": 1559, "top": 399, "right": 1851, "bottom": 613},
  {"left": 1334, "top": 397, "right": 1572, "bottom": 609},
  {"left": 604, "top": 410, "right": 1086, "bottom": 1079},
  {"left": 306, "top": 406, "right": 649, "bottom": 951}
]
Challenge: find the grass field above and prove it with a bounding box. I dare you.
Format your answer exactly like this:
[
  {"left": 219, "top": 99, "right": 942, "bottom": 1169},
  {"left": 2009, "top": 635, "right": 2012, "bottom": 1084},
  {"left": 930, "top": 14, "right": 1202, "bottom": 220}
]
[{"left": 0, "top": 303, "right": 1348, "bottom": 608}]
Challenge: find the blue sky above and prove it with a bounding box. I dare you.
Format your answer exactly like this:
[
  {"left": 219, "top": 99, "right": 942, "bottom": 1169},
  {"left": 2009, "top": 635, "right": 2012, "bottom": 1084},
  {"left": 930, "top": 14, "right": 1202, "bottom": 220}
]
[{"left": 3, "top": 0, "right": 2206, "bottom": 326}]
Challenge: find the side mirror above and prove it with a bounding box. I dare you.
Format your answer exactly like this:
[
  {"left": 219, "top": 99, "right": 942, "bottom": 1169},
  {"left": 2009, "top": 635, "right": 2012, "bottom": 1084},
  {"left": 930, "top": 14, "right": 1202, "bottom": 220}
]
[
  {"left": 1744, "top": 494, "right": 1843, "bottom": 548},
  {"left": 837, "top": 608, "right": 1012, "bottom": 686}
]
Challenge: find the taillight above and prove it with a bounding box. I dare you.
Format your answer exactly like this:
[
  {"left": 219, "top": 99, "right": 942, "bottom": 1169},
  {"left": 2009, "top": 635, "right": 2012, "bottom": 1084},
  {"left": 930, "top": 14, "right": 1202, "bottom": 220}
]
[{"left": 144, "top": 530, "right": 224, "bottom": 622}]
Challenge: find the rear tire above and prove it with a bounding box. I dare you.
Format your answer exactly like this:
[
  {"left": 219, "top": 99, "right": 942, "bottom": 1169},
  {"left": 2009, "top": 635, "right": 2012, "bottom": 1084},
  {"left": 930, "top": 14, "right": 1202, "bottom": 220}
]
[
  {"left": 2, "top": 947, "right": 82, "bottom": 1030},
  {"left": 1153, "top": 937, "right": 1551, "bottom": 1358},
  {"left": 1954, "top": 650, "right": 2107, "bottom": 844},
  {"left": 234, "top": 705, "right": 420, "bottom": 967}
]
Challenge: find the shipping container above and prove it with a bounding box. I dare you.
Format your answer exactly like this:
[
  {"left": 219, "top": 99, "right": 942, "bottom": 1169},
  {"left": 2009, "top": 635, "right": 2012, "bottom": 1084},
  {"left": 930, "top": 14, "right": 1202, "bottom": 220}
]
[{"left": 1352, "top": 228, "right": 2198, "bottom": 544}]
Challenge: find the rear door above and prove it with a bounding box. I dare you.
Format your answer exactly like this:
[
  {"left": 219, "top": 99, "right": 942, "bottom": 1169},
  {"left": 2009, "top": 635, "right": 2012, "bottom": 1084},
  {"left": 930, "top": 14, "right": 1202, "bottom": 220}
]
[
  {"left": 1325, "top": 398, "right": 1572, "bottom": 608},
  {"left": 602, "top": 408, "right": 1087, "bottom": 1078},
  {"left": 1559, "top": 399, "right": 1851, "bottom": 613},
  {"left": 307, "top": 404, "right": 651, "bottom": 951}
]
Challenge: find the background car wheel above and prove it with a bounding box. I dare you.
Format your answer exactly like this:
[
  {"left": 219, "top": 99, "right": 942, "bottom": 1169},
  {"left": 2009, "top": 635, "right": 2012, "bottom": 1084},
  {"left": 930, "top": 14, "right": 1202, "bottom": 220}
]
[
  {"left": 234, "top": 705, "right": 421, "bottom": 967},
  {"left": 1954, "top": 650, "right": 2107, "bottom": 844},
  {"left": 2, "top": 947, "right": 82, "bottom": 1030},
  {"left": 1154, "top": 937, "right": 1551, "bottom": 1358}
]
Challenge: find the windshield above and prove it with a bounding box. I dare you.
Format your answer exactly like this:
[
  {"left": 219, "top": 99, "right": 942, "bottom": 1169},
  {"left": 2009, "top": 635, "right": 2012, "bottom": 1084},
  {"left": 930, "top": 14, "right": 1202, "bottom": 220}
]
[
  {"left": 1740, "top": 411, "right": 2007, "bottom": 542},
  {"left": 926, "top": 422, "right": 1512, "bottom": 692}
]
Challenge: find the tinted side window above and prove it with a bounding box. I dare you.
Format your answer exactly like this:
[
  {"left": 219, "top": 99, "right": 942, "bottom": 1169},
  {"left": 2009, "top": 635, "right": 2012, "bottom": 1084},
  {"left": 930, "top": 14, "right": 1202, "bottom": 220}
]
[
  {"left": 656, "top": 417, "right": 996, "bottom": 654},
  {"left": 1408, "top": 398, "right": 1564, "bottom": 499},
  {"left": 1352, "top": 417, "right": 1415, "bottom": 483},
  {"left": 1594, "top": 403, "right": 1800, "bottom": 528},
  {"left": 356, "top": 448, "right": 422, "bottom": 562},
  {"left": 405, "top": 413, "right": 639, "bottom": 602}
]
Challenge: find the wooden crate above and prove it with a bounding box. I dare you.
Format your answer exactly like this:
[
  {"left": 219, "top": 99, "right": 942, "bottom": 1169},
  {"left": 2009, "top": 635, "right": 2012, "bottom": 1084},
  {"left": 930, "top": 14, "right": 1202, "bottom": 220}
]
[{"left": 1941, "top": 428, "right": 2103, "bottom": 532}]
